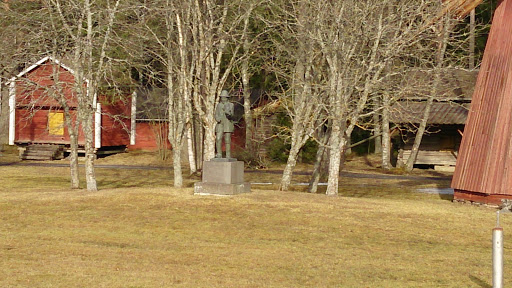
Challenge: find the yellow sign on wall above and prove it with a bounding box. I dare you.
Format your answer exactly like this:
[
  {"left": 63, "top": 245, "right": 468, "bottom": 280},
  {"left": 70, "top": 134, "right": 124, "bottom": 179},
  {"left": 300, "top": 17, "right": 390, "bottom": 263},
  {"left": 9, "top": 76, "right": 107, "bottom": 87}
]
[{"left": 48, "top": 112, "right": 64, "bottom": 136}]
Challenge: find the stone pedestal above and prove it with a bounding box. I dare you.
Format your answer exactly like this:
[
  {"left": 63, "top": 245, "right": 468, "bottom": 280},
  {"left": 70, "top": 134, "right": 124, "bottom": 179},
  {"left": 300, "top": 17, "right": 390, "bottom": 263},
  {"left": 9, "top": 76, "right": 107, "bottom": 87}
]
[{"left": 194, "top": 159, "right": 251, "bottom": 195}]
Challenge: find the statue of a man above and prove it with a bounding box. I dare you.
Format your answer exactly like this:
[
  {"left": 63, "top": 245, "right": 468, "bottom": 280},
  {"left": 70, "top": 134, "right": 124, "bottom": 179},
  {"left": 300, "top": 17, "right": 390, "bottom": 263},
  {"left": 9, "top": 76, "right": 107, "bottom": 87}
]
[{"left": 215, "top": 90, "right": 235, "bottom": 158}]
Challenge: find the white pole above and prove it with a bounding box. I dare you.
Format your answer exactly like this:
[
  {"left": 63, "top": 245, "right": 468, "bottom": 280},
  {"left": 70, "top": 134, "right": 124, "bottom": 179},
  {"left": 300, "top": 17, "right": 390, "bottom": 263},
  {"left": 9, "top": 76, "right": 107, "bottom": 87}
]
[
  {"left": 493, "top": 227, "right": 504, "bottom": 288},
  {"left": 130, "top": 91, "right": 136, "bottom": 145},
  {"left": 95, "top": 103, "right": 101, "bottom": 149},
  {"left": 8, "top": 81, "right": 15, "bottom": 145}
]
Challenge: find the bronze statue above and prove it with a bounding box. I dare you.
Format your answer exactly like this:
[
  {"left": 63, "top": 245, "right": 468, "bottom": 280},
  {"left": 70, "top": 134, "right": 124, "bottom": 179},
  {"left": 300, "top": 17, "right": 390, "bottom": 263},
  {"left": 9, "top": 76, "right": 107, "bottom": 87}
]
[{"left": 215, "top": 90, "right": 235, "bottom": 158}]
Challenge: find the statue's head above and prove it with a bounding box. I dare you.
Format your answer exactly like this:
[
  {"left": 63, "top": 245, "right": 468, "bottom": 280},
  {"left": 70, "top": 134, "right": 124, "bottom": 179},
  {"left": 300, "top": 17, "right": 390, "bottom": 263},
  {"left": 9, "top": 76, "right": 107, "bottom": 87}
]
[{"left": 220, "top": 90, "right": 229, "bottom": 102}]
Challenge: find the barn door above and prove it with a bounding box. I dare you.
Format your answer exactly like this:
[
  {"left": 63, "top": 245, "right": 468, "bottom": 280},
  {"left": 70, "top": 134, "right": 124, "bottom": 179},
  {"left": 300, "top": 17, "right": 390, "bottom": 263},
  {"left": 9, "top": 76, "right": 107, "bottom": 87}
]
[{"left": 48, "top": 112, "right": 64, "bottom": 136}]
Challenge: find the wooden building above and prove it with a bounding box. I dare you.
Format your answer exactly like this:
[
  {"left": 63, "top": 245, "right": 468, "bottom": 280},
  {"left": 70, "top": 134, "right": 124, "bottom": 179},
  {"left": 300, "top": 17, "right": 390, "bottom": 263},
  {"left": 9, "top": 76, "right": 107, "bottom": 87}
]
[
  {"left": 127, "top": 87, "right": 171, "bottom": 151},
  {"left": 452, "top": 0, "right": 512, "bottom": 205},
  {"left": 7, "top": 56, "right": 131, "bottom": 159},
  {"left": 390, "top": 68, "right": 477, "bottom": 170},
  {"left": 126, "top": 88, "right": 258, "bottom": 153}
]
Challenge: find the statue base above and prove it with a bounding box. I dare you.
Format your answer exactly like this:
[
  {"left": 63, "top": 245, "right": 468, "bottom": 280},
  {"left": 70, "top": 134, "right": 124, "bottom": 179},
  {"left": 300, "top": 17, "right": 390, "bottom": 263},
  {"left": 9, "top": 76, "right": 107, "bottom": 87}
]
[{"left": 194, "top": 159, "right": 251, "bottom": 196}]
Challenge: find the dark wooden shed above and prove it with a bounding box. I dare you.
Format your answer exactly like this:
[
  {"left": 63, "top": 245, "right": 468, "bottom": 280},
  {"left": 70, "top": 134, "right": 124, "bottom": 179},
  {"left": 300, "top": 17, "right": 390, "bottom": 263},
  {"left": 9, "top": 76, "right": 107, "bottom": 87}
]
[
  {"left": 390, "top": 68, "right": 477, "bottom": 170},
  {"left": 452, "top": 0, "right": 512, "bottom": 204}
]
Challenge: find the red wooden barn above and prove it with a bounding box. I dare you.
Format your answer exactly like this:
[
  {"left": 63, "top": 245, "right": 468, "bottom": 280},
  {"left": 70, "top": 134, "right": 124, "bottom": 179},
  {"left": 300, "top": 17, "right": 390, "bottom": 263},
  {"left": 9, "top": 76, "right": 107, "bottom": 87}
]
[
  {"left": 451, "top": 0, "right": 512, "bottom": 205},
  {"left": 7, "top": 56, "right": 132, "bottom": 159}
]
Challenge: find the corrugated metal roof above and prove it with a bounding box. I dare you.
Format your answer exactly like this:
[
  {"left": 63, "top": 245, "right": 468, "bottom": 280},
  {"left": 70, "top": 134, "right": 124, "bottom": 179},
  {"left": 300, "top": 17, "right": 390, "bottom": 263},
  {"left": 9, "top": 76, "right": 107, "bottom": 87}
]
[
  {"left": 390, "top": 102, "right": 469, "bottom": 125},
  {"left": 452, "top": 0, "right": 512, "bottom": 196}
]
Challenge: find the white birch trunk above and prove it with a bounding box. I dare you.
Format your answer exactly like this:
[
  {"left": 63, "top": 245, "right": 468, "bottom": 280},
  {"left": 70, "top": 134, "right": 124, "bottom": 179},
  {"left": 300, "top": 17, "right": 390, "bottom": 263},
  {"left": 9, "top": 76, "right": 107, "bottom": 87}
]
[
  {"left": 308, "top": 127, "right": 330, "bottom": 193},
  {"left": 83, "top": 0, "right": 97, "bottom": 192},
  {"left": 241, "top": 5, "right": 254, "bottom": 151},
  {"left": 381, "top": 93, "right": 392, "bottom": 169},
  {"left": 51, "top": 59, "right": 81, "bottom": 189},
  {"left": 325, "top": 120, "right": 344, "bottom": 196},
  {"left": 405, "top": 96, "right": 433, "bottom": 171},
  {"left": 280, "top": 141, "right": 301, "bottom": 191},
  {"left": 187, "top": 122, "right": 197, "bottom": 174},
  {"left": 405, "top": 17, "right": 450, "bottom": 171},
  {"left": 469, "top": 9, "right": 475, "bottom": 70},
  {"left": 242, "top": 63, "right": 253, "bottom": 151},
  {"left": 173, "top": 148, "right": 183, "bottom": 187},
  {"left": 373, "top": 100, "right": 382, "bottom": 154},
  {"left": 62, "top": 106, "right": 80, "bottom": 188},
  {"left": 68, "top": 133, "right": 80, "bottom": 189},
  {"left": 84, "top": 109, "right": 97, "bottom": 191}
]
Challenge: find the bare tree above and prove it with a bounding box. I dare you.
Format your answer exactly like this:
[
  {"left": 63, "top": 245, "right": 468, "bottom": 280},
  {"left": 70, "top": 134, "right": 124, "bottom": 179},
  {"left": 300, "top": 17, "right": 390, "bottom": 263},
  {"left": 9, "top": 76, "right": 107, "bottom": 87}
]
[
  {"left": 380, "top": 91, "right": 393, "bottom": 170},
  {"left": 47, "top": 58, "right": 81, "bottom": 188},
  {"left": 135, "top": 0, "right": 190, "bottom": 187},
  {"left": 304, "top": 0, "right": 448, "bottom": 195},
  {"left": 237, "top": 2, "right": 260, "bottom": 153},
  {"left": 403, "top": 15, "right": 452, "bottom": 172},
  {"left": 1, "top": 2, "right": 82, "bottom": 187},
  {"left": 134, "top": 0, "right": 255, "bottom": 185},
  {"left": 265, "top": 0, "right": 328, "bottom": 191},
  {"left": 182, "top": 0, "right": 255, "bottom": 162},
  {"left": 47, "top": 0, "right": 125, "bottom": 191}
]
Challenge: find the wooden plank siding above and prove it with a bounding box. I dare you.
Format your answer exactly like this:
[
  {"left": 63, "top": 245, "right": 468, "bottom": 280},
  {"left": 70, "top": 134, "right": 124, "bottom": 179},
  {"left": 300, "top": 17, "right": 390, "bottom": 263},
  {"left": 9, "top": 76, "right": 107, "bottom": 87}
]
[
  {"left": 16, "top": 63, "right": 78, "bottom": 108},
  {"left": 100, "top": 98, "right": 131, "bottom": 147},
  {"left": 451, "top": 0, "right": 512, "bottom": 202},
  {"left": 128, "top": 122, "right": 170, "bottom": 150},
  {"left": 15, "top": 109, "right": 85, "bottom": 145},
  {"left": 400, "top": 150, "right": 458, "bottom": 166},
  {"left": 12, "top": 57, "right": 132, "bottom": 150}
]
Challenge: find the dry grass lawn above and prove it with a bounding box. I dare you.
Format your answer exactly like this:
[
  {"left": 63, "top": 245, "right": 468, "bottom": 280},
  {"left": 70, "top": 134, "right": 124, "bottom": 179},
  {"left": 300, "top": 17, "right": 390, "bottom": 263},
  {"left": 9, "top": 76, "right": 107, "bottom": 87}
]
[{"left": 0, "top": 150, "right": 505, "bottom": 287}]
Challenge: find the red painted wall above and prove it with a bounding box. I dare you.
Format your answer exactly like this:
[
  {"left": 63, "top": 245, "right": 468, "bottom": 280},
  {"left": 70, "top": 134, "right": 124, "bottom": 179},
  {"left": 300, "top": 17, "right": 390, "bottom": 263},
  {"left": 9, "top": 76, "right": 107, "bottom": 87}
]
[
  {"left": 127, "top": 121, "right": 245, "bottom": 152},
  {"left": 128, "top": 122, "right": 170, "bottom": 151},
  {"left": 100, "top": 98, "right": 131, "bottom": 147},
  {"left": 14, "top": 60, "right": 132, "bottom": 148},
  {"left": 16, "top": 109, "right": 85, "bottom": 145},
  {"left": 16, "top": 63, "right": 78, "bottom": 108}
]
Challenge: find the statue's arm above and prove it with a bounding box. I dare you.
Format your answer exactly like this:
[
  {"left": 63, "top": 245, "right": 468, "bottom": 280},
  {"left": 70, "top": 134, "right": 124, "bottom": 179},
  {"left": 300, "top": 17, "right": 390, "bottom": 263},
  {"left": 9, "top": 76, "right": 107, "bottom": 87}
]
[{"left": 226, "top": 103, "right": 234, "bottom": 116}]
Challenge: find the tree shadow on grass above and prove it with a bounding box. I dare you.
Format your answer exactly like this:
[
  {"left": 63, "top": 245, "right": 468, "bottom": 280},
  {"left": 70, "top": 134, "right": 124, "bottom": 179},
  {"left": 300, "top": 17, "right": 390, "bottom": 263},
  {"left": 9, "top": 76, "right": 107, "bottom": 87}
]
[
  {"left": 96, "top": 169, "right": 174, "bottom": 189},
  {"left": 95, "top": 167, "right": 203, "bottom": 189},
  {"left": 363, "top": 155, "right": 377, "bottom": 168},
  {"left": 0, "top": 162, "right": 20, "bottom": 166},
  {"left": 469, "top": 274, "right": 491, "bottom": 288}
]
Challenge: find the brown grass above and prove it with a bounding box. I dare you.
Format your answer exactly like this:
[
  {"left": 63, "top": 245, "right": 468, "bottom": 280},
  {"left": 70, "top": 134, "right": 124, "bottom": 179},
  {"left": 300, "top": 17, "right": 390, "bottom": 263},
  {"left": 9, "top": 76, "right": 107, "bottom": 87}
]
[{"left": 0, "top": 153, "right": 504, "bottom": 287}]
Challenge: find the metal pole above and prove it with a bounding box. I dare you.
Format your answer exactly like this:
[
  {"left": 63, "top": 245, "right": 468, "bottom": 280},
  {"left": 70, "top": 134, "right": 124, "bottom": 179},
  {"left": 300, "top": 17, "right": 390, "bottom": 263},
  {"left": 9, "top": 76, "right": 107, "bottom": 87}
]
[{"left": 493, "top": 227, "right": 504, "bottom": 288}]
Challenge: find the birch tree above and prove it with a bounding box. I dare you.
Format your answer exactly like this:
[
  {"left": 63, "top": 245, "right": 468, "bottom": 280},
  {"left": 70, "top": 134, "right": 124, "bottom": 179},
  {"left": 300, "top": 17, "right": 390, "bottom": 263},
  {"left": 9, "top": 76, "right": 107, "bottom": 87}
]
[
  {"left": 380, "top": 91, "right": 393, "bottom": 169},
  {"left": 403, "top": 15, "right": 452, "bottom": 172},
  {"left": 138, "top": 0, "right": 193, "bottom": 187},
  {"left": 236, "top": 2, "right": 261, "bottom": 153},
  {"left": 265, "top": 0, "right": 327, "bottom": 191},
  {"left": 308, "top": 0, "right": 445, "bottom": 195},
  {"left": 1, "top": 2, "right": 82, "bottom": 187},
  {"left": 47, "top": 0, "right": 125, "bottom": 191},
  {"left": 47, "top": 58, "right": 82, "bottom": 188},
  {"left": 185, "top": 0, "right": 254, "bottom": 162}
]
